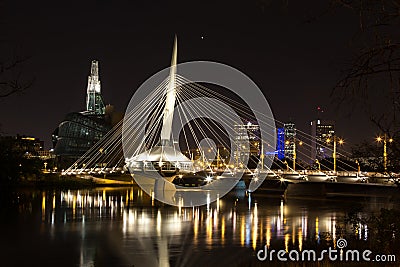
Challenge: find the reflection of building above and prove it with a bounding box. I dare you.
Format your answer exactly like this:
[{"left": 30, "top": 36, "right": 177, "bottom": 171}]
[
  {"left": 284, "top": 123, "right": 296, "bottom": 159},
  {"left": 234, "top": 121, "right": 260, "bottom": 165},
  {"left": 52, "top": 60, "right": 122, "bottom": 168},
  {"left": 310, "top": 119, "right": 335, "bottom": 160}
]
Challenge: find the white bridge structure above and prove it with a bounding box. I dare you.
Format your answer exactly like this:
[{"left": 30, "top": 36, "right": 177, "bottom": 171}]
[
  {"left": 62, "top": 36, "right": 392, "bottom": 204},
  {"left": 124, "top": 36, "right": 193, "bottom": 176}
]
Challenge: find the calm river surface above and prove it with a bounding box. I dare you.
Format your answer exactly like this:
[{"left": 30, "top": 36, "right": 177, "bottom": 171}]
[{"left": 0, "top": 186, "right": 398, "bottom": 266}]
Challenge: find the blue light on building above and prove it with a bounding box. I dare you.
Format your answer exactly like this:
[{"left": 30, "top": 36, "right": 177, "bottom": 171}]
[{"left": 276, "top": 128, "right": 285, "bottom": 160}]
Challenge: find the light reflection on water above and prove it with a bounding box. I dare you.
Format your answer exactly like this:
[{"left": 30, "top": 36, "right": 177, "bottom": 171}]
[{"left": 3, "top": 186, "right": 397, "bottom": 267}]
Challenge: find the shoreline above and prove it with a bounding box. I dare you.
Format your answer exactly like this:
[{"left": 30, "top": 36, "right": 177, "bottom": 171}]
[{"left": 1, "top": 173, "right": 134, "bottom": 190}]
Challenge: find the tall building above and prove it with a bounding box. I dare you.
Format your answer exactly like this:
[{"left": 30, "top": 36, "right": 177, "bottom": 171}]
[
  {"left": 234, "top": 121, "right": 260, "bottom": 165},
  {"left": 276, "top": 128, "right": 285, "bottom": 160},
  {"left": 310, "top": 119, "right": 335, "bottom": 160},
  {"left": 284, "top": 122, "right": 296, "bottom": 159},
  {"left": 85, "top": 60, "right": 106, "bottom": 115},
  {"left": 52, "top": 60, "right": 122, "bottom": 168}
]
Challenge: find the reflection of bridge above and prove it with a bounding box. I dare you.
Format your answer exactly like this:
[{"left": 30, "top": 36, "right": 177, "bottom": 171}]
[{"left": 41, "top": 187, "right": 394, "bottom": 266}]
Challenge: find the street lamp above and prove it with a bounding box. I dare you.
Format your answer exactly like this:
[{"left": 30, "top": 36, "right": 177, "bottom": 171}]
[
  {"left": 292, "top": 139, "right": 303, "bottom": 171},
  {"left": 376, "top": 134, "right": 393, "bottom": 174},
  {"left": 355, "top": 160, "right": 360, "bottom": 174},
  {"left": 326, "top": 136, "right": 344, "bottom": 174}
]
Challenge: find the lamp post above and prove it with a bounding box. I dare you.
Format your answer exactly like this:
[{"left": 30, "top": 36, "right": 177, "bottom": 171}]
[
  {"left": 293, "top": 141, "right": 296, "bottom": 171},
  {"left": 355, "top": 160, "right": 360, "bottom": 174},
  {"left": 260, "top": 143, "right": 264, "bottom": 170},
  {"left": 292, "top": 140, "right": 303, "bottom": 171},
  {"left": 376, "top": 134, "right": 393, "bottom": 174},
  {"left": 326, "top": 136, "right": 344, "bottom": 174}
]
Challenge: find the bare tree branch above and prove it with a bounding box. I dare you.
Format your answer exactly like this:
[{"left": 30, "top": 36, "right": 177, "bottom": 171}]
[{"left": 0, "top": 48, "right": 34, "bottom": 98}]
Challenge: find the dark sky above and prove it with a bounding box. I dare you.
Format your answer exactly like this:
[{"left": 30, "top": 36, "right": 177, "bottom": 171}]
[{"left": 0, "top": 0, "right": 378, "bottom": 150}]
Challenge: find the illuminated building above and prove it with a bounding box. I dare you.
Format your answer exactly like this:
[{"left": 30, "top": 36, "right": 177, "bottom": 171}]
[
  {"left": 276, "top": 128, "right": 285, "bottom": 160},
  {"left": 284, "top": 122, "right": 296, "bottom": 159},
  {"left": 85, "top": 60, "right": 105, "bottom": 115},
  {"left": 0, "top": 135, "right": 44, "bottom": 157},
  {"left": 52, "top": 60, "right": 122, "bottom": 168},
  {"left": 233, "top": 121, "right": 260, "bottom": 166},
  {"left": 310, "top": 119, "right": 335, "bottom": 160}
]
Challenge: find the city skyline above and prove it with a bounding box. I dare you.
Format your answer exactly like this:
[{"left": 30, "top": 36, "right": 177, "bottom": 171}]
[{"left": 0, "top": 1, "right": 389, "bottom": 150}]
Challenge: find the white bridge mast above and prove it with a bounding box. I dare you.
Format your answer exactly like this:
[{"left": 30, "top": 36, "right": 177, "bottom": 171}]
[{"left": 160, "top": 35, "right": 177, "bottom": 146}]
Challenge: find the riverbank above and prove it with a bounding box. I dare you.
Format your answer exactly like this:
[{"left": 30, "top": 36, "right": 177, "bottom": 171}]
[{"left": 2, "top": 173, "right": 134, "bottom": 190}]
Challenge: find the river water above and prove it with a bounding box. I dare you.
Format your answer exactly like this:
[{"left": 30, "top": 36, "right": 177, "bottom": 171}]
[{"left": 0, "top": 186, "right": 398, "bottom": 266}]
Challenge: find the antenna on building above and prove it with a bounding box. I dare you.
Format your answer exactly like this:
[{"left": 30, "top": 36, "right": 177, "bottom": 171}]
[{"left": 160, "top": 35, "right": 178, "bottom": 146}]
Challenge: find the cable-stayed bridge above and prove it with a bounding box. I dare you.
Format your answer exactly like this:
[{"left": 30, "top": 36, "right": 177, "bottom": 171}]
[{"left": 62, "top": 37, "right": 395, "bottom": 206}]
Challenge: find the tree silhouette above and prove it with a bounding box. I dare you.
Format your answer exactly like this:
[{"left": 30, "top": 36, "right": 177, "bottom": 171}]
[
  {"left": 0, "top": 0, "right": 33, "bottom": 99},
  {"left": 328, "top": 0, "right": 400, "bottom": 161}
]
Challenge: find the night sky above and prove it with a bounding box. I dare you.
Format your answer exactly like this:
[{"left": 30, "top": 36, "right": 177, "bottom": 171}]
[{"left": 0, "top": 0, "right": 377, "bottom": 150}]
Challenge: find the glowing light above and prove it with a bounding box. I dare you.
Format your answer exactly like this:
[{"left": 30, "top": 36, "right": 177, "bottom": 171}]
[
  {"left": 41, "top": 192, "right": 46, "bottom": 222},
  {"left": 285, "top": 233, "right": 290, "bottom": 252},
  {"left": 72, "top": 195, "right": 76, "bottom": 219},
  {"left": 266, "top": 218, "right": 271, "bottom": 248},
  {"left": 252, "top": 203, "right": 258, "bottom": 250},
  {"left": 194, "top": 209, "right": 199, "bottom": 242},
  {"left": 292, "top": 226, "right": 295, "bottom": 245},
  {"left": 240, "top": 219, "right": 245, "bottom": 246},
  {"left": 21, "top": 137, "right": 35, "bottom": 141},
  {"left": 206, "top": 212, "right": 213, "bottom": 245},
  {"left": 221, "top": 217, "right": 225, "bottom": 244},
  {"left": 205, "top": 176, "right": 213, "bottom": 183},
  {"left": 157, "top": 210, "right": 161, "bottom": 235},
  {"left": 233, "top": 211, "right": 237, "bottom": 233},
  {"left": 298, "top": 228, "right": 303, "bottom": 251}
]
